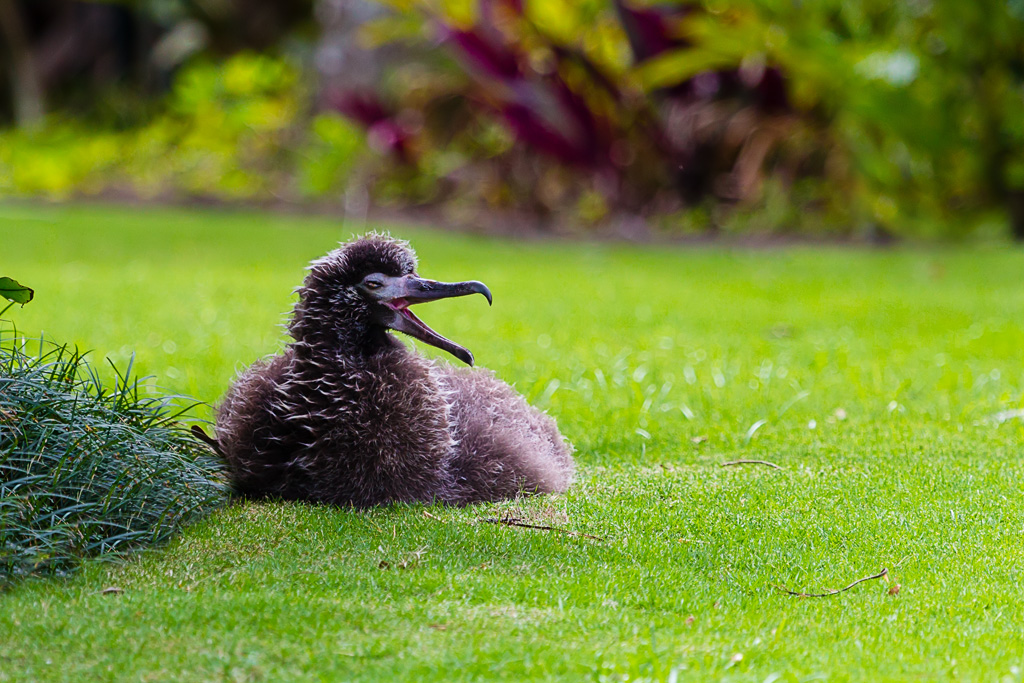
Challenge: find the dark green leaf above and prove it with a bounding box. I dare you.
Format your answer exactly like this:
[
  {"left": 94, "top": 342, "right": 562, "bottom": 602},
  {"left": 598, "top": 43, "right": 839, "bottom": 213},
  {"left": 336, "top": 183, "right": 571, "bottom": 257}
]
[{"left": 0, "top": 276, "right": 34, "bottom": 304}]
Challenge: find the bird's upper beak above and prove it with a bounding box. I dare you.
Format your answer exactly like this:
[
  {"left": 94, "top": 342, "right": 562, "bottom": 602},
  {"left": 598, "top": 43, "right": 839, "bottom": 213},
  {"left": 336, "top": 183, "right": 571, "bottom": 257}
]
[{"left": 364, "top": 274, "right": 492, "bottom": 365}]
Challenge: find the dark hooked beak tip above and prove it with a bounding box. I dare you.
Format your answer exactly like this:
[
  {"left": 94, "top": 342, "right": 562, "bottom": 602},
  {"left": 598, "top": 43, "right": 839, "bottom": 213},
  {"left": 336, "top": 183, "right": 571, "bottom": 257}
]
[{"left": 468, "top": 281, "right": 492, "bottom": 306}]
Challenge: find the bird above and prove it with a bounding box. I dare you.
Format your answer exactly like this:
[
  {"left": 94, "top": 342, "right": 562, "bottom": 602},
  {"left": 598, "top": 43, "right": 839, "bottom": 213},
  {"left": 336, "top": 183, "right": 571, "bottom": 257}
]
[{"left": 210, "top": 234, "right": 573, "bottom": 508}]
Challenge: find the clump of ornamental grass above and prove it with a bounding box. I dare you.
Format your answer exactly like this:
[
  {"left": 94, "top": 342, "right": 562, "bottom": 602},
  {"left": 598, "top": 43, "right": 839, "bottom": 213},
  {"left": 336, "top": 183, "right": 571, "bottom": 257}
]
[{"left": 0, "top": 327, "right": 228, "bottom": 587}]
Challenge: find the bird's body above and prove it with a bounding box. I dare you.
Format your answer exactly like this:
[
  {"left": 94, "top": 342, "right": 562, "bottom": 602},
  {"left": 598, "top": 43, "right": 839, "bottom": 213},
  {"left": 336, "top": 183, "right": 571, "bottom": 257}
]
[{"left": 214, "top": 235, "right": 572, "bottom": 507}]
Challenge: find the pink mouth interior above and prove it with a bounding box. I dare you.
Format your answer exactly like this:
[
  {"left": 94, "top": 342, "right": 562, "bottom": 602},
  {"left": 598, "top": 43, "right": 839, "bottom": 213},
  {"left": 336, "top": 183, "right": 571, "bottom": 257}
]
[
  {"left": 386, "top": 298, "right": 429, "bottom": 328},
  {"left": 381, "top": 294, "right": 471, "bottom": 364}
]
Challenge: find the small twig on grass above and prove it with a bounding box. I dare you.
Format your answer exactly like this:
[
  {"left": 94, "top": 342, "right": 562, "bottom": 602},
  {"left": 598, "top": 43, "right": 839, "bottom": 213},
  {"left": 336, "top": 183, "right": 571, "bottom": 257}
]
[
  {"left": 478, "top": 516, "right": 605, "bottom": 542},
  {"left": 773, "top": 567, "right": 888, "bottom": 598},
  {"left": 720, "top": 459, "right": 783, "bottom": 470}
]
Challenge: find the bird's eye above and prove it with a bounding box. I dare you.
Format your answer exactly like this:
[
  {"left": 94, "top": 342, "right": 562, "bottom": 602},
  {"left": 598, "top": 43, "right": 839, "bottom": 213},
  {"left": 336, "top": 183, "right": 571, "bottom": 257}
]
[{"left": 364, "top": 280, "right": 383, "bottom": 290}]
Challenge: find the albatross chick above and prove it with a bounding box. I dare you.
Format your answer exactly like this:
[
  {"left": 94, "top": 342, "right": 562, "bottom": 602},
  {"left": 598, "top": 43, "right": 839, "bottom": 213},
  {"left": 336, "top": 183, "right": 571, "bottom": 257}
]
[{"left": 213, "top": 235, "right": 574, "bottom": 507}]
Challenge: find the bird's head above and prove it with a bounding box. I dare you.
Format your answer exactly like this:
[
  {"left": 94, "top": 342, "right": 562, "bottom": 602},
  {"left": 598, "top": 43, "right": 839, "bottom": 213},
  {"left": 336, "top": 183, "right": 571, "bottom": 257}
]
[{"left": 290, "top": 234, "right": 492, "bottom": 365}]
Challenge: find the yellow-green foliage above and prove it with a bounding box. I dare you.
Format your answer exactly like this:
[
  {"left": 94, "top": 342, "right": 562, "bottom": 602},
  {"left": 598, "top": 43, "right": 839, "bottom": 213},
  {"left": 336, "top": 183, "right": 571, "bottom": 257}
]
[{"left": 0, "top": 53, "right": 368, "bottom": 202}]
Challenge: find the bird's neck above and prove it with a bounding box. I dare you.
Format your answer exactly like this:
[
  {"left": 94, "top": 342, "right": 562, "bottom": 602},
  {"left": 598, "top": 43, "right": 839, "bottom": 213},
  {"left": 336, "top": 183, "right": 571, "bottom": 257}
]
[
  {"left": 289, "top": 325, "right": 406, "bottom": 365},
  {"left": 288, "top": 294, "right": 379, "bottom": 354}
]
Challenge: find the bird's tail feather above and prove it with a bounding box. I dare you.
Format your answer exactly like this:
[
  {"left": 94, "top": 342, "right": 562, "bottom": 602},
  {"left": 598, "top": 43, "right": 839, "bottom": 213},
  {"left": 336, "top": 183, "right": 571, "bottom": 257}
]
[{"left": 190, "top": 425, "right": 224, "bottom": 456}]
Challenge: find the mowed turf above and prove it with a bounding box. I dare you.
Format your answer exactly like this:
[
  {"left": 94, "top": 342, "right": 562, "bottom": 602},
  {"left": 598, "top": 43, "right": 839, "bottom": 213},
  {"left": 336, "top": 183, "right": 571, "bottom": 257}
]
[{"left": 2, "top": 203, "right": 1024, "bottom": 682}]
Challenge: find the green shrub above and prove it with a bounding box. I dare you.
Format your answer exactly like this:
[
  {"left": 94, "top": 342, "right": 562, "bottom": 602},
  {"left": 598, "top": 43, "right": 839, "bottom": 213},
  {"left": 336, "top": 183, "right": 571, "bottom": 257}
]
[
  {"left": 142, "top": 52, "right": 307, "bottom": 199},
  {"left": 334, "top": 0, "right": 836, "bottom": 229},
  {"left": 332, "top": 0, "right": 1024, "bottom": 239},
  {"left": 643, "top": 0, "right": 1024, "bottom": 239},
  {"left": 0, "top": 52, "right": 369, "bottom": 202},
  {"left": 4, "top": 3, "right": 1022, "bottom": 239},
  {"left": 0, "top": 329, "right": 228, "bottom": 586}
]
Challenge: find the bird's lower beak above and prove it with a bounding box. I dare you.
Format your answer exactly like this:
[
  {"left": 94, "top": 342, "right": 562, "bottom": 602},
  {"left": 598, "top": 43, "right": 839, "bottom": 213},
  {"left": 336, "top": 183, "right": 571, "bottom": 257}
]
[{"left": 374, "top": 275, "right": 492, "bottom": 366}]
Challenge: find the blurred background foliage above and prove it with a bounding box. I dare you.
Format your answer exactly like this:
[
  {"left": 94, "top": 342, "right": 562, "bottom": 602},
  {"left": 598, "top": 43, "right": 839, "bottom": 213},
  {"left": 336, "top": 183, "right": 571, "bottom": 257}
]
[{"left": 0, "top": 0, "right": 1022, "bottom": 240}]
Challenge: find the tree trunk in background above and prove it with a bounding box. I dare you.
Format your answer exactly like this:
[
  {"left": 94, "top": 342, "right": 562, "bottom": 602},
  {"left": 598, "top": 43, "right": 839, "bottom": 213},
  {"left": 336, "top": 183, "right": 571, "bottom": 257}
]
[
  {"left": 0, "top": 0, "right": 44, "bottom": 125},
  {"left": 1009, "top": 190, "right": 1024, "bottom": 241}
]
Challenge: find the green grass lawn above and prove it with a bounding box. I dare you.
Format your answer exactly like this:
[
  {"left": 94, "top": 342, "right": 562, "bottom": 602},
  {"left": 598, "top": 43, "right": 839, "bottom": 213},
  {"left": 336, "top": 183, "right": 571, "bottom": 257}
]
[{"left": 2, "top": 203, "right": 1024, "bottom": 682}]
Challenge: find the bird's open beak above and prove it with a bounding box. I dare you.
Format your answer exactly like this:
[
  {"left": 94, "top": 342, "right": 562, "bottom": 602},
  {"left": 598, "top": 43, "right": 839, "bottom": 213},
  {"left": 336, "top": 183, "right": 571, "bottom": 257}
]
[{"left": 367, "top": 274, "right": 492, "bottom": 365}]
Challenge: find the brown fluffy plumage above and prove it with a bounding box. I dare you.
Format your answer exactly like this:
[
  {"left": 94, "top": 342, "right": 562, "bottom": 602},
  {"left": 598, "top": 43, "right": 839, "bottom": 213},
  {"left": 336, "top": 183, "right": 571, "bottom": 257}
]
[{"left": 214, "top": 235, "right": 573, "bottom": 507}]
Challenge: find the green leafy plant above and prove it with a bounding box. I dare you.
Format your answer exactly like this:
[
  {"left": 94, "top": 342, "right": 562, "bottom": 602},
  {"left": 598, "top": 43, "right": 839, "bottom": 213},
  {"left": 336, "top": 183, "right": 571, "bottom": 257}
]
[
  {"left": 645, "top": 0, "right": 1024, "bottom": 239},
  {"left": 326, "top": 0, "right": 829, "bottom": 227},
  {"left": 0, "top": 276, "right": 33, "bottom": 306},
  {"left": 0, "top": 52, "right": 368, "bottom": 202},
  {"left": 4, "top": 1, "right": 1023, "bottom": 239},
  {"left": 0, "top": 328, "right": 229, "bottom": 586}
]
